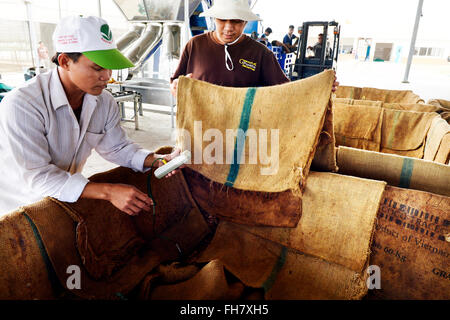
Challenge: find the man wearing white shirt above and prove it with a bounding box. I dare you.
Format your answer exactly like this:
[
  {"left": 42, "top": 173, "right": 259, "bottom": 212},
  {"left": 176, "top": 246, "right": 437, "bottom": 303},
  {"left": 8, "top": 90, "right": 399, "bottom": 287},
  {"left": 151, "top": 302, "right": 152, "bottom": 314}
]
[{"left": 0, "top": 16, "right": 179, "bottom": 216}]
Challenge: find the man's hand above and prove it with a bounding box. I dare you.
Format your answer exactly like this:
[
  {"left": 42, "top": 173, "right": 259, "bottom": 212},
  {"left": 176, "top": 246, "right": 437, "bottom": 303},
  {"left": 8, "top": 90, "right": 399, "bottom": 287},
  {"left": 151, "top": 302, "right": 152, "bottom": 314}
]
[
  {"left": 170, "top": 73, "right": 192, "bottom": 97},
  {"left": 144, "top": 147, "right": 184, "bottom": 178},
  {"left": 332, "top": 70, "right": 339, "bottom": 93},
  {"left": 107, "top": 184, "right": 153, "bottom": 216},
  {"left": 80, "top": 182, "right": 153, "bottom": 216}
]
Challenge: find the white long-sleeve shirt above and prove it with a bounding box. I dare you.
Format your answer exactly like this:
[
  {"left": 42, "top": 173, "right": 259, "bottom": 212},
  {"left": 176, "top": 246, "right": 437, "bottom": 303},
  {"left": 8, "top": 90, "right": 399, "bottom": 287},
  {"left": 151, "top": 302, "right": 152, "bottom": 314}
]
[{"left": 0, "top": 68, "right": 151, "bottom": 215}]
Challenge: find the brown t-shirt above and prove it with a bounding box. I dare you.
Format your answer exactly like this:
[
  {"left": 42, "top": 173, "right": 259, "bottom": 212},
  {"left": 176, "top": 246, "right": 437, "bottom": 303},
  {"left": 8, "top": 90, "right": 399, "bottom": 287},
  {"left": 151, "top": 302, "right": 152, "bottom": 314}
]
[{"left": 171, "top": 32, "right": 289, "bottom": 87}]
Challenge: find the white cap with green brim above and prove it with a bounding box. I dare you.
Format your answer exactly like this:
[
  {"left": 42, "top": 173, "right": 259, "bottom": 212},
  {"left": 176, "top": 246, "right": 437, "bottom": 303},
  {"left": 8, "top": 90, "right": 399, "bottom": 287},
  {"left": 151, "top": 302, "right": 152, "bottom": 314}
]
[{"left": 53, "top": 15, "right": 134, "bottom": 70}]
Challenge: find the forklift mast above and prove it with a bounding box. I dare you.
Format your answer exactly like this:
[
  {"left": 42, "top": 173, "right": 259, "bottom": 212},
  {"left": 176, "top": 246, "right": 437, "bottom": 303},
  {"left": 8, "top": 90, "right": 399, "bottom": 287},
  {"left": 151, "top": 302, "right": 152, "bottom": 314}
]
[{"left": 289, "top": 21, "right": 340, "bottom": 80}]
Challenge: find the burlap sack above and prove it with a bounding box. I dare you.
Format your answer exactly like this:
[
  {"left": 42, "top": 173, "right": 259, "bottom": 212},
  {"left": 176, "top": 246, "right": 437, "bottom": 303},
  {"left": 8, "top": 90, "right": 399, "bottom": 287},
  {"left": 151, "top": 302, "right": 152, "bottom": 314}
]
[
  {"left": 311, "top": 100, "right": 338, "bottom": 172},
  {"left": 335, "top": 86, "right": 362, "bottom": 100},
  {"left": 335, "top": 104, "right": 439, "bottom": 158},
  {"left": 368, "top": 186, "right": 450, "bottom": 300},
  {"left": 149, "top": 260, "right": 245, "bottom": 300},
  {"left": 352, "top": 99, "right": 383, "bottom": 107},
  {"left": 60, "top": 166, "right": 203, "bottom": 280},
  {"left": 423, "top": 116, "right": 450, "bottom": 164},
  {"left": 334, "top": 97, "right": 353, "bottom": 104},
  {"left": 0, "top": 210, "right": 55, "bottom": 299},
  {"left": 435, "top": 134, "right": 450, "bottom": 164},
  {"left": 440, "top": 112, "right": 450, "bottom": 125},
  {"left": 176, "top": 70, "right": 335, "bottom": 193},
  {"left": 337, "top": 146, "right": 450, "bottom": 197},
  {"left": 384, "top": 103, "right": 442, "bottom": 113},
  {"left": 19, "top": 196, "right": 209, "bottom": 300},
  {"left": 380, "top": 109, "right": 438, "bottom": 158},
  {"left": 428, "top": 99, "right": 450, "bottom": 111},
  {"left": 183, "top": 167, "right": 302, "bottom": 227},
  {"left": 361, "top": 87, "right": 424, "bottom": 103},
  {"left": 0, "top": 165, "right": 210, "bottom": 300},
  {"left": 197, "top": 221, "right": 368, "bottom": 300},
  {"left": 241, "top": 172, "right": 386, "bottom": 273},
  {"left": 336, "top": 86, "right": 424, "bottom": 103},
  {"left": 155, "top": 262, "right": 201, "bottom": 284},
  {"left": 335, "top": 98, "right": 440, "bottom": 113},
  {"left": 334, "top": 104, "right": 383, "bottom": 151}
]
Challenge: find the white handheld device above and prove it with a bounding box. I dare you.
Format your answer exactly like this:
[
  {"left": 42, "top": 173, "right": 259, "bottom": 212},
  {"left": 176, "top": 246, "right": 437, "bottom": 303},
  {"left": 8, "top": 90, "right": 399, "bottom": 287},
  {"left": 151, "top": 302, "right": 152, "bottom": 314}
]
[{"left": 154, "top": 150, "right": 191, "bottom": 179}]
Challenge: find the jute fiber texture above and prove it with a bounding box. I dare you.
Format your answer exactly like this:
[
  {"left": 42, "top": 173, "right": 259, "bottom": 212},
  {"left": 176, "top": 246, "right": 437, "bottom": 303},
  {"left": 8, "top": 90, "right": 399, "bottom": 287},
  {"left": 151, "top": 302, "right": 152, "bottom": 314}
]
[
  {"left": 311, "top": 99, "right": 338, "bottom": 172},
  {"left": 334, "top": 104, "right": 382, "bottom": 151},
  {"left": 0, "top": 210, "right": 55, "bottom": 299},
  {"left": 423, "top": 116, "right": 450, "bottom": 164},
  {"left": 334, "top": 103, "right": 439, "bottom": 158},
  {"left": 337, "top": 146, "right": 450, "bottom": 197},
  {"left": 240, "top": 172, "right": 386, "bottom": 273},
  {"left": 148, "top": 260, "right": 245, "bottom": 300},
  {"left": 335, "top": 85, "right": 424, "bottom": 103},
  {"left": 428, "top": 99, "right": 450, "bottom": 111},
  {"left": 368, "top": 186, "right": 450, "bottom": 300},
  {"left": 383, "top": 103, "right": 443, "bottom": 113},
  {"left": 335, "top": 97, "right": 441, "bottom": 113},
  {"left": 380, "top": 109, "right": 438, "bottom": 158},
  {"left": 440, "top": 112, "right": 450, "bottom": 125},
  {"left": 0, "top": 167, "right": 210, "bottom": 299},
  {"left": 176, "top": 70, "right": 335, "bottom": 193},
  {"left": 196, "top": 221, "right": 368, "bottom": 300},
  {"left": 183, "top": 167, "right": 302, "bottom": 227}
]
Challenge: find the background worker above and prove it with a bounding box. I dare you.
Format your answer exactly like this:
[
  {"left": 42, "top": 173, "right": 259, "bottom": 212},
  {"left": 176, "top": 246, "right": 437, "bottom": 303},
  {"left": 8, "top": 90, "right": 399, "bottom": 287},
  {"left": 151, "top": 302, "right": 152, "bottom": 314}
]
[
  {"left": 0, "top": 16, "right": 180, "bottom": 216},
  {"left": 308, "top": 33, "right": 324, "bottom": 58},
  {"left": 37, "top": 41, "right": 50, "bottom": 72},
  {"left": 283, "top": 25, "right": 298, "bottom": 53},
  {"left": 258, "top": 27, "right": 272, "bottom": 46},
  {"left": 271, "top": 39, "right": 292, "bottom": 53}
]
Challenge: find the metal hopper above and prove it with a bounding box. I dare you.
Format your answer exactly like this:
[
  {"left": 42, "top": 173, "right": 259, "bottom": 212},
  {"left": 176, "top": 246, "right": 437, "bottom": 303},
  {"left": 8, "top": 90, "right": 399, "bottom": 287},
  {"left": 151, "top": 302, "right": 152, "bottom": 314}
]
[{"left": 109, "top": 0, "right": 209, "bottom": 127}]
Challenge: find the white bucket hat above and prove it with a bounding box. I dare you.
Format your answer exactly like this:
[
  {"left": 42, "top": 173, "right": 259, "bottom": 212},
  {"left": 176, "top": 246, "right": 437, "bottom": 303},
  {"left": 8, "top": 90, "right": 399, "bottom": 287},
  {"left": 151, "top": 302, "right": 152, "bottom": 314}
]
[{"left": 200, "top": 0, "right": 262, "bottom": 21}]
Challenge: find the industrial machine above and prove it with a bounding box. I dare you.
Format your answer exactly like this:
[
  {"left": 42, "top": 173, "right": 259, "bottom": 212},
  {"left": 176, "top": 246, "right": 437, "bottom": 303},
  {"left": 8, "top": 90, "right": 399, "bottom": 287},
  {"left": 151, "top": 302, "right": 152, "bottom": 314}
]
[
  {"left": 288, "top": 21, "right": 340, "bottom": 80},
  {"left": 108, "top": 0, "right": 214, "bottom": 128}
]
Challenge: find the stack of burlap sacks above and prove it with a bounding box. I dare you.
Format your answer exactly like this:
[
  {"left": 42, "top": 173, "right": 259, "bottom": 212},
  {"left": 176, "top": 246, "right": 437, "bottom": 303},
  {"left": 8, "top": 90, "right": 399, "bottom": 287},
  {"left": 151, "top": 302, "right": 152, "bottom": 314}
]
[
  {"left": 334, "top": 85, "right": 450, "bottom": 164},
  {"left": 0, "top": 73, "right": 448, "bottom": 300},
  {"left": 333, "top": 85, "right": 450, "bottom": 299}
]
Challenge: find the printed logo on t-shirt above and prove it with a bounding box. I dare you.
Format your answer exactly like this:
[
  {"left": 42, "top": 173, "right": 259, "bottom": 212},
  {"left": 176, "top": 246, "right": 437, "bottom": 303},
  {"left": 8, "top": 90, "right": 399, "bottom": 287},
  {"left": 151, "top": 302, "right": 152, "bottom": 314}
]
[{"left": 239, "top": 59, "right": 257, "bottom": 71}]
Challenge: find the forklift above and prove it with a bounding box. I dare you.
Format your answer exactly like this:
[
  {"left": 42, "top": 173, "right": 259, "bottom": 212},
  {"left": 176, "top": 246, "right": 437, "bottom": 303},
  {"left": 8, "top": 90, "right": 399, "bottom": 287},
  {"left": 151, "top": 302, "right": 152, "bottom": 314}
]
[{"left": 288, "top": 21, "right": 340, "bottom": 80}]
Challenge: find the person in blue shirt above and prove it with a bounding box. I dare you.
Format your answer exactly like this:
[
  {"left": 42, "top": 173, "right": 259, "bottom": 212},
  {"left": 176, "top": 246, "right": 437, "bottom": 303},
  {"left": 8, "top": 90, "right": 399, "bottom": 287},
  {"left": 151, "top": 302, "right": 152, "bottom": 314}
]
[
  {"left": 258, "top": 27, "right": 272, "bottom": 46},
  {"left": 282, "top": 25, "right": 298, "bottom": 53}
]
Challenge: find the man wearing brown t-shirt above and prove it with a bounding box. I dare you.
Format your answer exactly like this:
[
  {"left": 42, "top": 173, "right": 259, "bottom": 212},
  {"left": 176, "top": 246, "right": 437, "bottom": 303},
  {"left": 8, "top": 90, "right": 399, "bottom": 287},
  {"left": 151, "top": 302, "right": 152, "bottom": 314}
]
[
  {"left": 171, "top": 30, "right": 289, "bottom": 88},
  {"left": 170, "top": 0, "right": 290, "bottom": 95},
  {"left": 170, "top": 0, "right": 338, "bottom": 95}
]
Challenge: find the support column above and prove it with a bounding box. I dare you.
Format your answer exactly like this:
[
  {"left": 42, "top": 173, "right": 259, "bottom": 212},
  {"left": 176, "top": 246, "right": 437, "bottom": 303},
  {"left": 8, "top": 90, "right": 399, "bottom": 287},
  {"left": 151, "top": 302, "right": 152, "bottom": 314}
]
[
  {"left": 24, "top": 0, "right": 39, "bottom": 69},
  {"left": 402, "top": 0, "right": 424, "bottom": 83}
]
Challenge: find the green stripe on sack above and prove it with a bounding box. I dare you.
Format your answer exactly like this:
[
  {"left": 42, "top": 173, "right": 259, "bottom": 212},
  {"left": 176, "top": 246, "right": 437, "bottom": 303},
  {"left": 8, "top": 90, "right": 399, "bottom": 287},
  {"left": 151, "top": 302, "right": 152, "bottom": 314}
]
[
  {"left": 262, "top": 246, "right": 287, "bottom": 293},
  {"left": 386, "top": 110, "right": 401, "bottom": 149},
  {"left": 225, "top": 87, "right": 257, "bottom": 187},
  {"left": 399, "top": 158, "right": 414, "bottom": 188},
  {"left": 22, "top": 212, "right": 64, "bottom": 296}
]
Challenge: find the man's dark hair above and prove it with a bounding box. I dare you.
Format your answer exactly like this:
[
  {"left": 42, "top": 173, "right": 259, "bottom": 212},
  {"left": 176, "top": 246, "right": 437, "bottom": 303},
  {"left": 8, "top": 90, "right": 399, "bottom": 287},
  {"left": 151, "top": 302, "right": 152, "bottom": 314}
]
[
  {"left": 265, "top": 27, "right": 272, "bottom": 34},
  {"left": 51, "top": 52, "right": 82, "bottom": 66},
  {"left": 289, "top": 25, "right": 295, "bottom": 29},
  {"left": 318, "top": 33, "right": 324, "bottom": 37}
]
